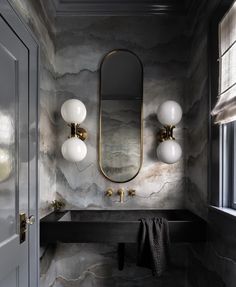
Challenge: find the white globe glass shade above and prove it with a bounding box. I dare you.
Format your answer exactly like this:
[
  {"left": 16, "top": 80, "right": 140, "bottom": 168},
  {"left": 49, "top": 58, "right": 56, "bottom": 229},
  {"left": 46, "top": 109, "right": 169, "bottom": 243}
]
[
  {"left": 157, "top": 100, "right": 182, "bottom": 126},
  {"left": 157, "top": 140, "right": 182, "bottom": 164},
  {"left": 61, "top": 99, "right": 87, "bottom": 124},
  {"left": 61, "top": 137, "right": 87, "bottom": 162}
]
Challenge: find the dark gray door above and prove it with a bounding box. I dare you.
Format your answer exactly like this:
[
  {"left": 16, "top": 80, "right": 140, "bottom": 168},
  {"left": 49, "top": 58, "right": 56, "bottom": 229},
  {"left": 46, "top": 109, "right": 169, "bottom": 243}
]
[{"left": 0, "top": 1, "right": 39, "bottom": 286}]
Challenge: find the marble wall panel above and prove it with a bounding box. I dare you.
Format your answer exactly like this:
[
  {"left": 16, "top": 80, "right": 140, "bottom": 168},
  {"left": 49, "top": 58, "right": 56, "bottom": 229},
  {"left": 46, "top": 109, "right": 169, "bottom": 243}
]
[
  {"left": 184, "top": 0, "right": 211, "bottom": 219},
  {"left": 40, "top": 243, "right": 190, "bottom": 287},
  {"left": 37, "top": 14, "right": 193, "bottom": 287},
  {"left": 54, "top": 15, "right": 189, "bottom": 210},
  {"left": 185, "top": 2, "right": 236, "bottom": 287},
  {"left": 188, "top": 239, "right": 236, "bottom": 287}
]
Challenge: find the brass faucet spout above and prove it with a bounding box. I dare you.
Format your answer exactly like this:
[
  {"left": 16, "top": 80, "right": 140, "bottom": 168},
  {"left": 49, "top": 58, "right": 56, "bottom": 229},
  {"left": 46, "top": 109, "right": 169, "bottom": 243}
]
[{"left": 117, "top": 189, "right": 125, "bottom": 203}]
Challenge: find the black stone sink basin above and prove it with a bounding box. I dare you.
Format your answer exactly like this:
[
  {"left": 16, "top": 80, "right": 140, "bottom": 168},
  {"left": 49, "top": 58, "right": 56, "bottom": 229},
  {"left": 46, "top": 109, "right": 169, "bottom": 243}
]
[{"left": 40, "top": 209, "right": 206, "bottom": 244}]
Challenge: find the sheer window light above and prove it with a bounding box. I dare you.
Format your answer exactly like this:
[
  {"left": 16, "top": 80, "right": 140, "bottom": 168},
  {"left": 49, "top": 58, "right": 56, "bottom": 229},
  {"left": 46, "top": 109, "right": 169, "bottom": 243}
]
[{"left": 212, "top": 1, "right": 236, "bottom": 124}]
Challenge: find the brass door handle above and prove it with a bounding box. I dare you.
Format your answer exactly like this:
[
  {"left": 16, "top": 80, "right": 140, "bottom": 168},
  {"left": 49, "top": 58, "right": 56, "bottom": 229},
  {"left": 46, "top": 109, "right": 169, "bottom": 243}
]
[
  {"left": 20, "top": 213, "right": 35, "bottom": 243},
  {"left": 26, "top": 215, "right": 35, "bottom": 225}
]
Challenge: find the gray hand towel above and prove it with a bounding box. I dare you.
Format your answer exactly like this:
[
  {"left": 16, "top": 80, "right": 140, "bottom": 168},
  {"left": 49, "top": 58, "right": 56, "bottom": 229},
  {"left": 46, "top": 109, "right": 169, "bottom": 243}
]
[{"left": 137, "top": 217, "right": 170, "bottom": 277}]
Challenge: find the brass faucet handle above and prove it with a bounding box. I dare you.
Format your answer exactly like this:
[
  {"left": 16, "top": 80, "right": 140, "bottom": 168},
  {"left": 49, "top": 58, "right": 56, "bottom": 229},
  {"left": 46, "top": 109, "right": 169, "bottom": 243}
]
[
  {"left": 128, "top": 189, "right": 136, "bottom": 197},
  {"left": 105, "top": 188, "right": 113, "bottom": 197}
]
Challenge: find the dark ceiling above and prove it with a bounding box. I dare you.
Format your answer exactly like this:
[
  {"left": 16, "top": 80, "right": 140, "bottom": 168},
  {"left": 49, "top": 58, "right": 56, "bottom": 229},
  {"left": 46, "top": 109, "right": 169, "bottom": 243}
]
[{"left": 51, "top": 0, "right": 196, "bottom": 16}]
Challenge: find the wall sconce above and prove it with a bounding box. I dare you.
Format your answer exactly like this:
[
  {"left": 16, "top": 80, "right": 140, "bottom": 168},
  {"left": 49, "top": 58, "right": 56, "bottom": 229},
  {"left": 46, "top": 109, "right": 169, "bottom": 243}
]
[
  {"left": 156, "top": 100, "right": 182, "bottom": 164},
  {"left": 61, "top": 99, "right": 87, "bottom": 162}
]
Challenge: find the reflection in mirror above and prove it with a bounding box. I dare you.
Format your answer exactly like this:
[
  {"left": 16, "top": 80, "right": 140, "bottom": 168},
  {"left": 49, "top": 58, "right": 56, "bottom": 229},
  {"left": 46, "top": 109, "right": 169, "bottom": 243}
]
[
  {"left": 99, "top": 50, "right": 143, "bottom": 183},
  {"left": 0, "top": 112, "right": 14, "bottom": 145},
  {"left": 0, "top": 148, "right": 12, "bottom": 182},
  {"left": 0, "top": 112, "right": 14, "bottom": 182}
]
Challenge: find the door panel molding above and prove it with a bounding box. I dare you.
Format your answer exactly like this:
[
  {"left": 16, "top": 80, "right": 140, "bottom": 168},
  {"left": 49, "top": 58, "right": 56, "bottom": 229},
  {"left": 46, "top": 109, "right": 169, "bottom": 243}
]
[
  {"left": 0, "top": 1, "right": 39, "bottom": 286},
  {"left": 0, "top": 235, "right": 24, "bottom": 282}
]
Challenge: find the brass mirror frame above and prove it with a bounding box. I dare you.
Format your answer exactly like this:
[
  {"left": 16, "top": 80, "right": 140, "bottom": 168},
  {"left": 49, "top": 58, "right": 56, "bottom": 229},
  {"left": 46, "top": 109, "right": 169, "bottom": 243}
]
[{"left": 98, "top": 49, "right": 143, "bottom": 183}]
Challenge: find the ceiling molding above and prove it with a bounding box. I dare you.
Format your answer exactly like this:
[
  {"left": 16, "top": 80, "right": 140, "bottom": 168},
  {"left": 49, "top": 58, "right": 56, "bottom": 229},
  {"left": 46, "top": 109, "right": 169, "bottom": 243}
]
[{"left": 52, "top": 0, "right": 189, "bottom": 16}]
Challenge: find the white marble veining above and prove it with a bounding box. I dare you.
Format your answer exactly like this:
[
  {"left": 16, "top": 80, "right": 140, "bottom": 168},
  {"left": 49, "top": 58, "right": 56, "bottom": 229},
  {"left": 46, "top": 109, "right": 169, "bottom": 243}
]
[
  {"left": 54, "top": 16, "right": 187, "bottom": 210},
  {"left": 184, "top": 1, "right": 211, "bottom": 219},
  {"left": 12, "top": 3, "right": 191, "bottom": 285},
  {"left": 39, "top": 14, "right": 190, "bottom": 287},
  {"left": 40, "top": 243, "right": 189, "bottom": 287}
]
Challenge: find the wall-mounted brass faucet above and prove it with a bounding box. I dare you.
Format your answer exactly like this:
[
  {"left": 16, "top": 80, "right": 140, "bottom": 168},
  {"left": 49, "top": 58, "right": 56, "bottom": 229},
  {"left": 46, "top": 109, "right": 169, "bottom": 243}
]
[
  {"left": 105, "top": 188, "right": 136, "bottom": 203},
  {"left": 117, "top": 188, "right": 125, "bottom": 203}
]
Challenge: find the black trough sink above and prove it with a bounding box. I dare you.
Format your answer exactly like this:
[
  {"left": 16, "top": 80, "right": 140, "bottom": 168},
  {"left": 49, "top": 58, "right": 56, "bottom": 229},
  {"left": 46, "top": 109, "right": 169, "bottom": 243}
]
[{"left": 40, "top": 209, "right": 206, "bottom": 245}]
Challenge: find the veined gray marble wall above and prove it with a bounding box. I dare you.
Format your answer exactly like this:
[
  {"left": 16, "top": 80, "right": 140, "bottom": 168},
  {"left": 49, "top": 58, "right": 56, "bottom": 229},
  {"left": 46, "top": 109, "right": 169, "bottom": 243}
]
[
  {"left": 10, "top": 3, "right": 193, "bottom": 286},
  {"left": 55, "top": 16, "right": 188, "bottom": 210},
  {"left": 40, "top": 15, "right": 192, "bottom": 287},
  {"left": 185, "top": 1, "right": 236, "bottom": 287},
  {"left": 184, "top": 0, "right": 212, "bottom": 219},
  {"left": 41, "top": 242, "right": 190, "bottom": 287}
]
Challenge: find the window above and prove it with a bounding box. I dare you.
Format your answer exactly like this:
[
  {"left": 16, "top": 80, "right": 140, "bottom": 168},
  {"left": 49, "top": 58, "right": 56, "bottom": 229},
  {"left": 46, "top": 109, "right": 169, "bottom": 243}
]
[
  {"left": 222, "top": 121, "right": 236, "bottom": 209},
  {"left": 220, "top": 2, "right": 236, "bottom": 209},
  {"left": 211, "top": 1, "right": 236, "bottom": 210},
  {"left": 211, "top": 1, "right": 236, "bottom": 125}
]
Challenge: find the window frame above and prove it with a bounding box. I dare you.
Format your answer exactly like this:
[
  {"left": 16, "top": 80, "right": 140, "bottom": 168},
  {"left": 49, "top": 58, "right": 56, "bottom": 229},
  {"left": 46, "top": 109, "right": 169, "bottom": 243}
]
[
  {"left": 232, "top": 122, "right": 236, "bottom": 209},
  {"left": 209, "top": 0, "right": 236, "bottom": 211},
  {"left": 221, "top": 121, "right": 236, "bottom": 209},
  {"left": 233, "top": 124, "right": 236, "bottom": 208}
]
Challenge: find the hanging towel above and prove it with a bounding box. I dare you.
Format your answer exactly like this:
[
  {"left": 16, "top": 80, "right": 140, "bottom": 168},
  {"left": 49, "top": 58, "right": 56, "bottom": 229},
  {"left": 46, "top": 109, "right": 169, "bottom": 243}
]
[{"left": 137, "top": 217, "right": 170, "bottom": 277}]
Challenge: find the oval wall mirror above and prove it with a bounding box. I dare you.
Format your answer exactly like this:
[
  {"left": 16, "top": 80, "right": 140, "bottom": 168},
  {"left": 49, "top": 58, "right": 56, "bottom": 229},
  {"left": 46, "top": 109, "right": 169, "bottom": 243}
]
[{"left": 99, "top": 50, "right": 143, "bottom": 183}]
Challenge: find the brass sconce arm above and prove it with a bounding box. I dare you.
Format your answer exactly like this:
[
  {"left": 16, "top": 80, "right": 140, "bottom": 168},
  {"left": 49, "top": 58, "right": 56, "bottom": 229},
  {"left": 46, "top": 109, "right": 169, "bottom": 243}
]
[
  {"left": 70, "top": 123, "right": 87, "bottom": 141},
  {"left": 159, "top": 125, "right": 175, "bottom": 142}
]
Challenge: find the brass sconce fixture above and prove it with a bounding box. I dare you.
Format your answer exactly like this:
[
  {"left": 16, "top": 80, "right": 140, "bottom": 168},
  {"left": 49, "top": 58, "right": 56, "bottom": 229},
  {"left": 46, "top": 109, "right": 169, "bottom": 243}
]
[
  {"left": 61, "top": 99, "right": 88, "bottom": 162},
  {"left": 156, "top": 101, "right": 182, "bottom": 164},
  {"left": 70, "top": 123, "right": 87, "bottom": 141},
  {"left": 159, "top": 125, "right": 175, "bottom": 142}
]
